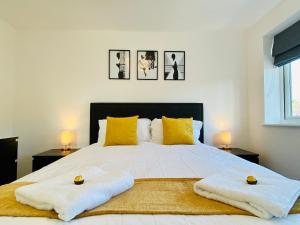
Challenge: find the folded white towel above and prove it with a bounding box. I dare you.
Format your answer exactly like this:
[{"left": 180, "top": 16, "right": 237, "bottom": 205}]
[
  {"left": 15, "top": 166, "right": 134, "bottom": 221},
  {"left": 194, "top": 167, "right": 300, "bottom": 219}
]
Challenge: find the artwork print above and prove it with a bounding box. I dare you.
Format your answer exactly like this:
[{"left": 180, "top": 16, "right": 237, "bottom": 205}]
[
  {"left": 137, "top": 50, "right": 158, "bottom": 80},
  {"left": 109, "top": 50, "right": 130, "bottom": 79},
  {"left": 164, "top": 51, "right": 185, "bottom": 80}
]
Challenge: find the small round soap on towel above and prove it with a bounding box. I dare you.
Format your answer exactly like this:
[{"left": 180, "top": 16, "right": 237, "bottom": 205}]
[
  {"left": 74, "top": 175, "right": 84, "bottom": 185},
  {"left": 247, "top": 176, "right": 257, "bottom": 185}
]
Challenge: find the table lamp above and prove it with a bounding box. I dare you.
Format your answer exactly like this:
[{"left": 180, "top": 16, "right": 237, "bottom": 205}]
[
  {"left": 220, "top": 131, "right": 232, "bottom": 150},
  {"left": 60, "top": 130, "right": 74, "bottom": 151}
]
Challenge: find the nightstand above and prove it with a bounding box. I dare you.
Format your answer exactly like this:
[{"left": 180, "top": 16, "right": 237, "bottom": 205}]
[
  {"left": 0, "top": 137, "right": 18, "bottom": 184},
  {"left": 32, "top": 148, "right": 79, "bottom": 172},
  {"left": 220, "top": 148, "right": 259, "bottom": 164}
]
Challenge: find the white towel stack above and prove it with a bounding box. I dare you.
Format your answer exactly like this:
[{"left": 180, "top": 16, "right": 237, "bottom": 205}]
[
  {"left": 194, "top": 167, "right": 300, "bottom": 219},
  {"left": 15, "top": 166, "right": 134, "bottom": 221}
]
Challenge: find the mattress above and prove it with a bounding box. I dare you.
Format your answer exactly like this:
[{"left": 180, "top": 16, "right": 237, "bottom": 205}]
[{"left": 2, "top": 142, "right": 299, "bottom": 224}]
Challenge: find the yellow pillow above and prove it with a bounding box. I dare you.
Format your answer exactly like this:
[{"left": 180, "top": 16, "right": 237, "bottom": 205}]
[
  {"left": 162, "top": 116, "right": 194, "bottom": 145},
  {"left": 104, "top": 116, "right": 139, "bottom": 146}
]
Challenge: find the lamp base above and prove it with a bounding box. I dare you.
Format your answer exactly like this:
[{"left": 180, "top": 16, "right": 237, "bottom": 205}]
[
  {"left": 61, "top": 145, "right": 71, "bottom": 152},
  {"left": 220, "top": 146, "right": 232, "bottom": 152},
  {"left": 222, "top": 144, "right": 231, "bottom": 150}
]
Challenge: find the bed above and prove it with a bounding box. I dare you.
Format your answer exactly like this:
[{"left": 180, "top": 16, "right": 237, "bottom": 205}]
[{"left": 1, "top": 103, "right": 299, "bottom": 224}]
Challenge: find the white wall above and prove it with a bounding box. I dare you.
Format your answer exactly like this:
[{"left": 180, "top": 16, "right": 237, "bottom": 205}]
[
  {"left": 0, "top": 19, "right": 15, "bottom": 137},
  {"left": 247, "top": 0, "right": 300, "bottom": 179},
  {"left": 14, "top": 30, "right": 248, "bottom": 177},
  {"left": 2, "top": 0, "right": 299, "bottom": 181}
]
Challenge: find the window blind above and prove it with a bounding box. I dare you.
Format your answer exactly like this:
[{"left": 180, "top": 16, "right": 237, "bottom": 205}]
[{"left": 272, "top": 20, "right": 300, "bottom": 67}]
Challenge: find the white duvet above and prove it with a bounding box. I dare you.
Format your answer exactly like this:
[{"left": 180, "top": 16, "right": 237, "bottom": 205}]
[{"left": 2, "top": 142, "right": 299, "bottom": 225}]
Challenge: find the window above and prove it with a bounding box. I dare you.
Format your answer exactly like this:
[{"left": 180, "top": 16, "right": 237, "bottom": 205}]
[
  {"left": 284, "top": 59, "right": 300, "bottom": 120},
  {"left": 264, "top": 32, "right": 300, "bottom": 127}
]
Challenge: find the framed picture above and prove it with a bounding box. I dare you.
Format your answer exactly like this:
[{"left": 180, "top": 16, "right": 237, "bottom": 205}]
[
  {"left": 164, "top": 51, "right": 185, "bottom": 80},
  {"left": 137, "top": 50, "right": 158, "bottom": 80},
  {"left": 109, "top": 50, "right": 130, "bottom": 80}
]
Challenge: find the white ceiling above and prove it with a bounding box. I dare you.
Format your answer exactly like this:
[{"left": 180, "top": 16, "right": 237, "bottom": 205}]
[{"left": 0, "top": 0, "right": 281, "bottom": 31}]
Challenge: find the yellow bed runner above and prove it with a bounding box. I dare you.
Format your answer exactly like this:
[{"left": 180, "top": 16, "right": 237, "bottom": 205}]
[{"left": 0, "top": 178, "right": 299, "bottom": 220}]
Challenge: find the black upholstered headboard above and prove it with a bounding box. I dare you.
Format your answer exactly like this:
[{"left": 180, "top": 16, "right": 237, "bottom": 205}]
[{"left": 90, "top": 103, "right": 204, "bottom": 144}]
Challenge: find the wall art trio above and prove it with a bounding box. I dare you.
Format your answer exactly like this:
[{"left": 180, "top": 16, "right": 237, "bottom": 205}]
[{"left": 109, "top": 50, "right": 185, "bottom": 81}]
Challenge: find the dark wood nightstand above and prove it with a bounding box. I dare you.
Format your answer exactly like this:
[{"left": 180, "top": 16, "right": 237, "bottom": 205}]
[
  {"left": 220, "top": 148, "right": 259, "bottom": 164},
  {"left": 0, "top": 137, "right": 18, "bottom": 184},
  {"left": 32, "top": 148, "right": 79, "bottom": 172}
]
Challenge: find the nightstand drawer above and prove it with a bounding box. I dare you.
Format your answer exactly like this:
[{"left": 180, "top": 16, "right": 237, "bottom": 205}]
[
  {"left": 0, "top": 159, "right": 17, "bottom": 184},
  {"left": 32, "top": 156, "right": 62, "bottom": 171},
  {"left": 220, "top": 148, "right": 259, "bottom": 164},
  {"left": 32, "top": 148, "right": 79, "bottom": 172},
  {"left": 237, "top": 155, "right": 259, "bottom": 164}
]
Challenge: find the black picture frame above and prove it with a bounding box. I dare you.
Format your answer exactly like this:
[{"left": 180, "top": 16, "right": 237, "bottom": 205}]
[
  {"left": 137, "top": 50, "right": 158, "bottom": 80},
  {"left": 109, "top": 49, "right": 130, "bottom": 80},
  {"left": 164, "top": 51, "right": 185, "bottom": 80}
]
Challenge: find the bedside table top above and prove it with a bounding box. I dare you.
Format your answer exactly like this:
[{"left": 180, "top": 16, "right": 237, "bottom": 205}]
[
  {"left": 0, "top": 137, "right": 18, "bottom": 143},
  {"left": 33, "top": 148, "right": 79, "bottom": 157},
  {"left": 221, "top": 148, "right": 259, "bottom": 157}
]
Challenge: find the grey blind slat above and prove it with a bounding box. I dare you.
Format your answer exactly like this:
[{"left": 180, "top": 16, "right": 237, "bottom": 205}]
[{"left": 272, "top": 20, "right": 300, "bottom": 67}]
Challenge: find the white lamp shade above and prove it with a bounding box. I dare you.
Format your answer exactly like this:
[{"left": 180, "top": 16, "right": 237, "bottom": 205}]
[
  {"left": 220, "top": 131, "right": 232, "bottom": 145},
  {"left": 60, "top": 130, "right": 74, "bottom": 146}
]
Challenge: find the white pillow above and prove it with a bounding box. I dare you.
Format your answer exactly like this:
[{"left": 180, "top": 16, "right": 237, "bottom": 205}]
[
  {"left": 98, "top": 118, "right": 151, "bottom": 145},
  {"left": 150, "top": 118, "right": 203, "bottom": 144}
]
